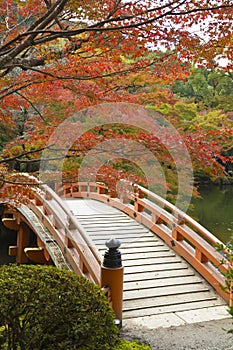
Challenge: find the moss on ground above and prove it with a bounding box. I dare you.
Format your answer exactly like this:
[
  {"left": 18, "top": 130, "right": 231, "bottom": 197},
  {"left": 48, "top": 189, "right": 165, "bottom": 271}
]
[{"left": 114, "top": 339, "right": 151, "bottom": 349}]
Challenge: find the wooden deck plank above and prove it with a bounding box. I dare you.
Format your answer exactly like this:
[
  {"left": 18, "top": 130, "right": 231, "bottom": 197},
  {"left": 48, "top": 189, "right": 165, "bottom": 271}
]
[
  {"left": 122, "top": 251, "right": 176, "bottom": 260},
  {"left": 123, "top": 298, "right": 225, "bottom": 318},
  {"left": 90, "top": 236, "right": 158, "bottom": 244},
  {"left": 77, "top": 218, "right": 134, "bottom": 224},
  {"left": 123, "top": 256, "right": 182, "bottom": 267},
  {"left": 96, "top": 242, "right": 165, "bottom": 251},
  {"left": 79, "top": 222, "right": 147, "bottom": 228},
  {"left": 81, "top": 226, "right": 151, "bottom": 233},
  {"left": 97, "top": 245, "right": 171, "bottom": 254},
  {"left": 119, "top": 245, "right": 170, "bottom": 253},
  {"left": 123, "top": 268, "right": 194, "bottom": 282},
  {"left": 124, "top": 261, "right": 189, "bottom": 274},
  {"left": 89, "top": 232, "right": 153, "bottom": 239},
  {"left": 119, "top": 240, "right": 163, "bottom": 247},
  {"left": 123, "top": 291, "right": 219, "bottom": 311},
  {"left": 65, "top": 199, "right": 119, "bottom": 214},
  {"left": 124, "top": 275, "right": 202, "bottom": 290},
  {"left": 77, "top": 214, "right": 131, "bottom": 220},
  {"left": 123, "top": 283, "right": 210, "bottom": 300}
]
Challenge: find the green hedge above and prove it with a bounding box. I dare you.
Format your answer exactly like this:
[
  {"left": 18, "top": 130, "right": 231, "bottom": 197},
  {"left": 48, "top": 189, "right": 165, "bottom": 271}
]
[{"left": 0, "top": 264, "right": 119, "bottom": 349}]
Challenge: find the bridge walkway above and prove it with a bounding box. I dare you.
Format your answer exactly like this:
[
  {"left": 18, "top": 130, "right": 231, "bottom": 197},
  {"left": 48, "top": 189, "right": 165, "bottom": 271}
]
[{"left": 65, "top": 198, "right": 229, "bottom": 327}]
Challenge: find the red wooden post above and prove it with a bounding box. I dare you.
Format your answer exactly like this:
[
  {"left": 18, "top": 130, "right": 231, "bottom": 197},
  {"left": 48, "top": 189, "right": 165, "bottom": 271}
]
[
  {"left": 101, "top": 239, "right": 124, "bottom": 328},
  {"left": 16, "top": 222, "right": 30, "bottom": 263}
]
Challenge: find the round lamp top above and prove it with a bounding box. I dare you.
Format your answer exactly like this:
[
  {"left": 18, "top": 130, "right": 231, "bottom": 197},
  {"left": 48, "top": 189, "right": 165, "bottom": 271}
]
[{"left": 105, "top": 238, "right": 121, "bottom": 249}]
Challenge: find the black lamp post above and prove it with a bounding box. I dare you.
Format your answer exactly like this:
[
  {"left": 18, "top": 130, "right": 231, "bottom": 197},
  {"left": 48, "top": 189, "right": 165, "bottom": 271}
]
[{"left": 103, "top": 238, "right": 122, "bottom": 268}]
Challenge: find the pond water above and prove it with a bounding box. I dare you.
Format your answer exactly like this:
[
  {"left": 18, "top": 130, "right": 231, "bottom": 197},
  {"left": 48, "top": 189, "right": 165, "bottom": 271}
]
[{"left": 189, "top": 184, "right": 233, "bottom": 243}]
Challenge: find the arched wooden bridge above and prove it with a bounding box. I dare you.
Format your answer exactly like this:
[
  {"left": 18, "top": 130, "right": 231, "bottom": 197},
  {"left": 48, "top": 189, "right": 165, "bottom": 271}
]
[{"left": 1, "top": 180, "right": 232, "bottom": 327}]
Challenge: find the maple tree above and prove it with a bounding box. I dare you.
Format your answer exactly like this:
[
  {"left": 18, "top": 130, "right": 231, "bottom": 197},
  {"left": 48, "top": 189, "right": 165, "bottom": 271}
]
[
  {"left": 1, "top": 1, "right": 233, "bottom": 101},
  {"left": 0, "top": 0, "right": 233, "bottom": 202}
]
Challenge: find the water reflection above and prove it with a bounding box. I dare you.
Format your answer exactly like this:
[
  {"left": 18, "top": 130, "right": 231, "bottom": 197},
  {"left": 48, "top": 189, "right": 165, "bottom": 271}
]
[{"left": 189, "top": 185, "right": 233, "bottom": 243}]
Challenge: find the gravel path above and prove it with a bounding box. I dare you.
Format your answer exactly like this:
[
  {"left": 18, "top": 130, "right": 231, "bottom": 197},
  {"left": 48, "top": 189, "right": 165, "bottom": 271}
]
[{"left": 121, "top": 317, "right": 233, "bottom": 350}]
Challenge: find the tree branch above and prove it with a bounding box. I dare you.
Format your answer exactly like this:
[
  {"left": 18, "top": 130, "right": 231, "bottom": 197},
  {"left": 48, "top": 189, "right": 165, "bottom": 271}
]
[
  {"left": 1, "top": 0, "right": 232, "bottom": 72},
  {"left": 15, "top": 92, "right": 48, "bottom": 124},
  {"left": 0, "top": 145, "right": 54, "bottom": 164}
]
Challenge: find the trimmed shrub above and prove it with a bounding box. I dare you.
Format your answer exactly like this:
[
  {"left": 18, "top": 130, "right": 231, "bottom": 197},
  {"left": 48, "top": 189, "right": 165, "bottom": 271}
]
[{"left": 0, "top": 264, "right": 118, "bottom": 349}]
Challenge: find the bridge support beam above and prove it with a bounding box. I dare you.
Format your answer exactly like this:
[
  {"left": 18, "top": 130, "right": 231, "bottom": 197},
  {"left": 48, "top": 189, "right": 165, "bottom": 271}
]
[
  {"left": 101, "top": 239, "right": 124, "bottom": 328},
  {"left": 2, "top": 217, "right": 20, "bottom": 231},
  {"left": 24, "top": 247, "right": 53, "bottom": 265},
  {"left": 4, "top": 215, "right": 30, "bottom": 263},
  {"left": 7, "top": 220, "right": 30, "bottom": 263},
  {"left": 16, "top": 222, "right": 30, "bottom": 263}
]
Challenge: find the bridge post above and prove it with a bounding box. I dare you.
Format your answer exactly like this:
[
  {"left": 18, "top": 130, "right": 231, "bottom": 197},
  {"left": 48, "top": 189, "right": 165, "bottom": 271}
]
[
  {"left": 16, "top": 222, "right": 30, "bottom": 263},
  {"left": 101, "top": 238, "right": 124, "bottom": 328}
]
